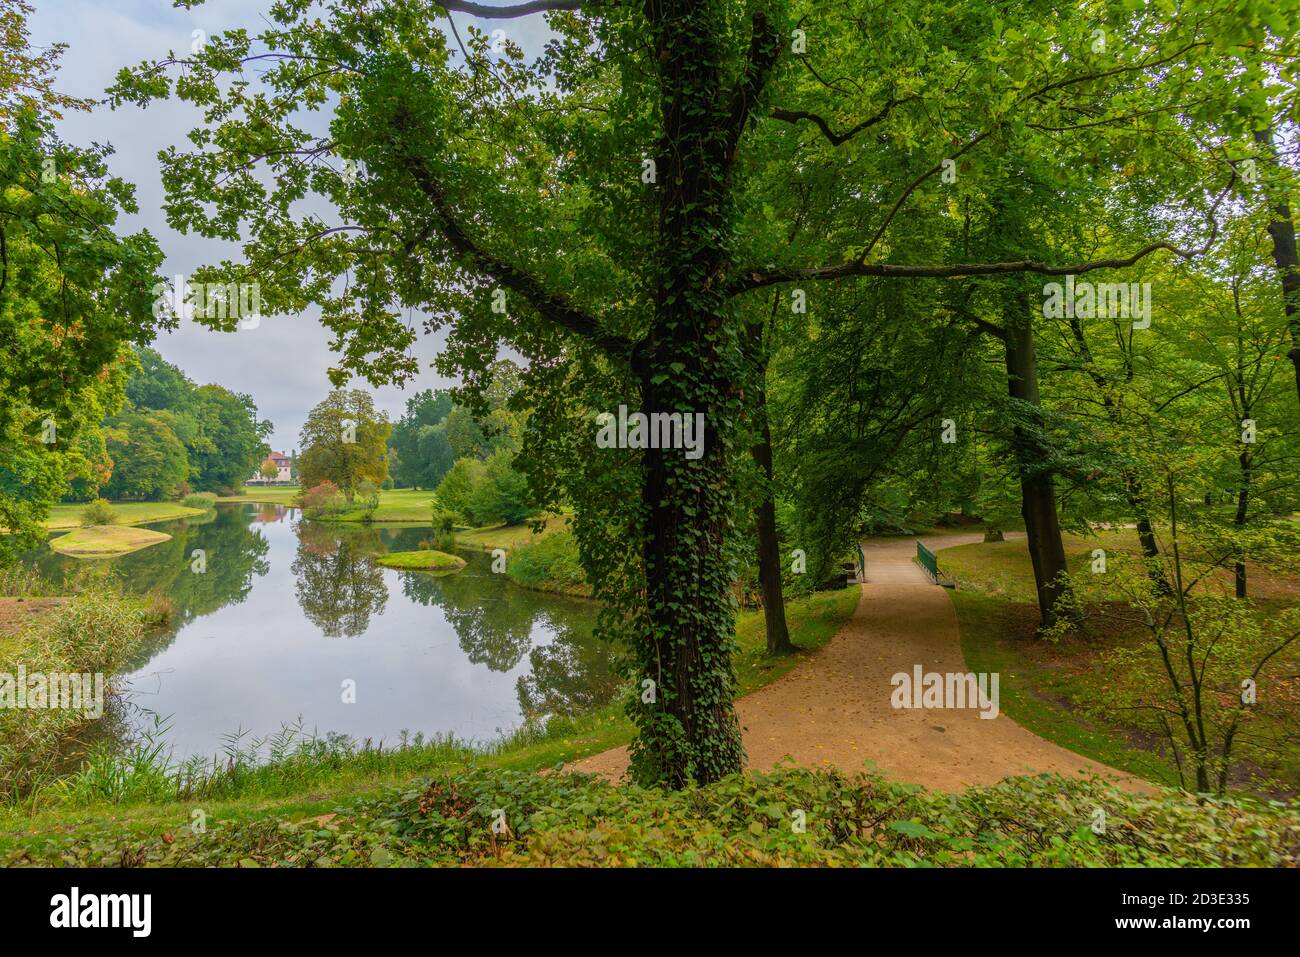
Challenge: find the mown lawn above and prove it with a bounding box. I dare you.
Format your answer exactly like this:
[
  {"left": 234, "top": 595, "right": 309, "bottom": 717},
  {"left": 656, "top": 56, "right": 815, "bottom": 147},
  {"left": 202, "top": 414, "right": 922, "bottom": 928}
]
[
  {"left": 48, "top": 525, "right": 172, "bottom": 557},
  {"left": 215, "top": 485, "right": 301, "bottom": 506},
  {"left": 44, "top": 502, "right": 206, "bottom": 531},
  {"left": 454, "top": 513, "right": 570, "bottom": 552},
  {"left": 375, "top": 549, "right": 466, "bottom": 572},
  {"left": 218, "top": 486, "right": 440, "bottom": 522},
  {"left": 945, "top": 535, "right": 1300, "bottom": 795}
]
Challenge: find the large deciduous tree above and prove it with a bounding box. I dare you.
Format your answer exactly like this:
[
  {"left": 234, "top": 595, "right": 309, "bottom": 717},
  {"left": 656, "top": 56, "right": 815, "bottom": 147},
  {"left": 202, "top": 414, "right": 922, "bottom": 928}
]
[
  {"left": 298, "top": 389, "right": 392, "bottom": 499},
  {"left": 114, "top": 0, "right": 1293, "bottom": 785},
  {"left": 0, "top": 0, "right": 163, "bottom": 561}
]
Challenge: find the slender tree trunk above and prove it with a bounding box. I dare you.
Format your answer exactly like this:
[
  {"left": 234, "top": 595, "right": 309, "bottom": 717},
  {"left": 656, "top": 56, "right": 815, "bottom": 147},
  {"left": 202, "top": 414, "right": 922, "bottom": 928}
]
[
  {"left": 1254, "top": 128, "right": 1300, "bottom": 405},
  {"left": 1003, "top": 315, "right": 1071, "bottom": 629},
  {"left": 1234, "top": 448, "right": 1251, "bottom": 598},
  {"left": 750, "top": 385, "right": 793, "bottom": 655},
  {"left": 1123, "top": 469, "right": 1173, "bottom": 595},
  {"left": 1063, "top": 315, "right": 1171, "bottom": 593}
]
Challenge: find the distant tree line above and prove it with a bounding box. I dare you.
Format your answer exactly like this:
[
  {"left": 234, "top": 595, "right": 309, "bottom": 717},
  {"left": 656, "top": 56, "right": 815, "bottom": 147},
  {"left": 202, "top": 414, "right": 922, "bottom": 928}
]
[
  {"left": 296, "top": 360, "right": 535, "bottom": 527},
  {"left": 69, "top": 346, "right": 272, "bottom": 502}
]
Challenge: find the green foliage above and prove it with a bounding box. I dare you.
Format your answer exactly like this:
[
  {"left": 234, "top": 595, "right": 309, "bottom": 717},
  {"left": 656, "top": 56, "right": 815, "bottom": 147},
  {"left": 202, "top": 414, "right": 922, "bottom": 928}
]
[
  {"left": 470, "top": 450, "right": 536, "bottom": 527},
  {"left": 101, "top": 410, "right": 189, "bottom": 501},
  {"left": 434, "top": 458, "right": 488, "bottom": 523},
  {"left": 1045, "top": 492, "right": 1300, "bottom": 794},
  {"left": 508, "top": 530, "right": 588, "bottom": 597},
  {"left": 186, "top": 384, "right": 273, "bottom": 492},
  {"left": 119, "top": 348, "right": 271, "bottom": 494},
  {"left": 298, "top": 390, "right": 391, "bottom": 500},
  {"left": 428, "top": 506, "right": 458, "bottom": 551},
  {"left": 79, "top": 499, "right": 117, "bottom": 526},
  {"left": 0, "top": 590, "right": 151, "bottom": 801},
  {"left": 181, "top": 492, "right": 218, "bottom": 510},
  {"left": 0, "top": 10, "right": 164, "bottom": 563},
  {"left": 8, "top": 765, "right": 1296, "bottom": 867},
  {"left": 104, "top": 0, "right": 1300, "bottom": 787},
  {"left": 388, "top": 389, "right": 455, "bottom": 489},
  {"left": 434, "top": 449, "right": 537, "bottom": 528}
]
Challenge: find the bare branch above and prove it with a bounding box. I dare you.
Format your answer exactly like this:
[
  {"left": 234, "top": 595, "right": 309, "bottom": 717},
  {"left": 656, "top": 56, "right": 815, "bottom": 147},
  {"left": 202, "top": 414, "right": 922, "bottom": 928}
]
[{"left": 438, "top": 0, "right": 582, "bottom": 18}]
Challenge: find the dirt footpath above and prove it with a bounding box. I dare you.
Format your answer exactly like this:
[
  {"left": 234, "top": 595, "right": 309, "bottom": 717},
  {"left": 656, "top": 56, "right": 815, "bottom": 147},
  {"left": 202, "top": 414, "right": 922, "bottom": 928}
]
[{"left": 571, "top": 534, "right": 1151, "bottom": 793}]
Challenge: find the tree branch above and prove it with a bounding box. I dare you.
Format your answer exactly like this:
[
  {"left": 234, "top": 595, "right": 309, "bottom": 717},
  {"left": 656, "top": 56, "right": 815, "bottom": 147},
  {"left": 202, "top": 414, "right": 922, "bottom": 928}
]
[
  {"left": 730, "top": 175, "right": 1236, "bottom": 296},
  {"left": 728, "top": 241, "right": 1199, "bottom": 295},
  {"left": 438, "top": 0, "right": 582, "bottom": 17},
  {"left": 857, "top": 130, "right": 990, "bottom": 262},
  {"left": 392, "top": 105, "right": 632, "bottom": 359},
  {"left": 723, "top": 11, "right": 781, "bottom": 168},
  {"left": 770, "top": 96, "right": 916, "bottom": 147}
]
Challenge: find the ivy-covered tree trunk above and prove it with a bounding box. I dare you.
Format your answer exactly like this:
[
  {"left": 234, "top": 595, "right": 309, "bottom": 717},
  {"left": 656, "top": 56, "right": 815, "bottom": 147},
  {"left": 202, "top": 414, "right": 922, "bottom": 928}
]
[
  {"left": 626, "top": 0, "right": 776, "bottom": 787},
  {"left": 1003, "top": 313, "right": 1071, "bottom": 629}
]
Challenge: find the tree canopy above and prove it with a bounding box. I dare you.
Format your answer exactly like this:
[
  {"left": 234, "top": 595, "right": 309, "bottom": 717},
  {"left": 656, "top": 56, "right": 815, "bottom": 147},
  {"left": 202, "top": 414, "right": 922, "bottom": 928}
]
[
  {"left": 0, "top": 0, "right": 164, "bottom": 562},
  {"left": 112, "top": 0, "right": 1300, "bottom": 787}
]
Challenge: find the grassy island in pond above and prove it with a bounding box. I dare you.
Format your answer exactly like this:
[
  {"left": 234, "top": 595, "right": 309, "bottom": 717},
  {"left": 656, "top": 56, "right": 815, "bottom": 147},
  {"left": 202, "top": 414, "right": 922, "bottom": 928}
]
[
  {"left": 375, "top": 549, "right": 466, "bottom": 573},
  {"left": 48, "top": 525, "right": 172, "bottom": 558}
]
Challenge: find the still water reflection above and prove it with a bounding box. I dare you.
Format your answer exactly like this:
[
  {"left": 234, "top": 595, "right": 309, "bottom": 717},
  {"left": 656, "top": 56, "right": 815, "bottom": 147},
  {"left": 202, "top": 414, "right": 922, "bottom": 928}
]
[{"left": 26, "top": 504, "right": 618, "bottom": 760}]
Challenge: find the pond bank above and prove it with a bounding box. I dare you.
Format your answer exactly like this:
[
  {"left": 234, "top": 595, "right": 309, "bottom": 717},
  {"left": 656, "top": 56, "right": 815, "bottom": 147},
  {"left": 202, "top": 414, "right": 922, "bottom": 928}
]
[
  {"left": 0, "top": 586, "right": 859, "bottom": 825},
  {"left": 43, "top": 502, "right": 205, "bottom": 531}
]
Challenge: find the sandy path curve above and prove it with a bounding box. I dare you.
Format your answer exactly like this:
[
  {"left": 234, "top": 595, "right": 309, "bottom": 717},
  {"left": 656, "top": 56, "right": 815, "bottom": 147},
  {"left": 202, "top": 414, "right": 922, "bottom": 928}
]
[{"left": 572, "top": 533, "right": 1151, "bottom": 792}]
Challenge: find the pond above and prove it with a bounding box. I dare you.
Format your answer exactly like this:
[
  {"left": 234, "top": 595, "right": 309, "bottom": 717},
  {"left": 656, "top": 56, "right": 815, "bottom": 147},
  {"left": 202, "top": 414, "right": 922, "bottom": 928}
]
[{"left": 24, "top": 504, "right": 618, "bottom": 762}]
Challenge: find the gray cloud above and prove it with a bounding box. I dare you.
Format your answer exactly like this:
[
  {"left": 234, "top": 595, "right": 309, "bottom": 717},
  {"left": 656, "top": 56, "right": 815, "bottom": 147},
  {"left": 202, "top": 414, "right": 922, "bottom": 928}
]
[{"left": 31, "top": 1, "right": 553, "bottom": 451}]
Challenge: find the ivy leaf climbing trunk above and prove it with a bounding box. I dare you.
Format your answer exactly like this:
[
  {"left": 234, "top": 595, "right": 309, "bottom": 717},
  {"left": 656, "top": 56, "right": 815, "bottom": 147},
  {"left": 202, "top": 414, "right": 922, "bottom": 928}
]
[{"left": 626, "top": 1, "right": 779, "bottom": 786}]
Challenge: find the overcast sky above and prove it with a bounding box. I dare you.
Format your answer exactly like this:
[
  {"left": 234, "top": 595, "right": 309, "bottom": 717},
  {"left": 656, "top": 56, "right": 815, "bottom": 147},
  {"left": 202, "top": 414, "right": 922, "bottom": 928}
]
[{"left": 30, "top": 1, "right": 552, "bottom": 452}]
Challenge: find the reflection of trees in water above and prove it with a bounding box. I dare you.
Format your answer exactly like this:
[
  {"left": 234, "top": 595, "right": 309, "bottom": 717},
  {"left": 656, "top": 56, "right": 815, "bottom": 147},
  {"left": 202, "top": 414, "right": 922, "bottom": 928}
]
[
  {"left": 291, "top": 520, "right": 388, "bottom": 638},
  {"left": 400, "top": 569, "right": 533, "bottom": 670},
  {"left": 516, "top": 633, "right": 622, "bottom": 720},
  {"left": 126, "top": 510, "right": 270, "bottom": 627},
  {"left": 24, "top": 509, "right": 621, "bottom": 726},
  {"left": 400, "top": 561, "right": 620, "bottom": 716},
  {"left": 27, "top": 507, "right": 272, "bottom": 668}
]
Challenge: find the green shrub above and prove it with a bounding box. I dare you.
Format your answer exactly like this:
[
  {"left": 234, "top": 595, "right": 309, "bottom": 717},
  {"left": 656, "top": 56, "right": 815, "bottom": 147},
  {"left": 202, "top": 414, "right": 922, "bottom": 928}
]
[
  {"left": 434, "top": 458, "right": 488, "bottom": 524},
  {"left": 429, "top": 507, "right": 459, "bottom": 551},
  {"left": 79, "top": 499, "right": 117, "bottom": 526},
  {"left": 181, "top": 492, "right": 218, "bottom": 510},
  {"left": 11, "top": 766, "right": 1296, "bottom": 867},
  {"left": 507, "top": 530, "right": 588, "bottom": 596},
  {"left": 0, "top": 591, "right": 150, "bottom": 802},
  {"left": 354, "top": 480, "right": 380, "bottom": 521}
]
